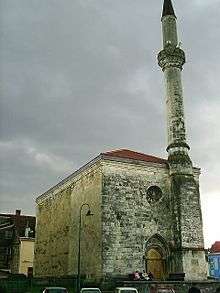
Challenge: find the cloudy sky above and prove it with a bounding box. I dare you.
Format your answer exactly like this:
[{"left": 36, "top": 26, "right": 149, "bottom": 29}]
[{"left": 0, "top": 0, "right": 219, "bottom": 248}]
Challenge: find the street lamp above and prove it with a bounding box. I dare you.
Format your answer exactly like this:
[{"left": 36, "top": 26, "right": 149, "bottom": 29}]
[{"left": 77, "top": 203, "right": 94, "bottom": 293}]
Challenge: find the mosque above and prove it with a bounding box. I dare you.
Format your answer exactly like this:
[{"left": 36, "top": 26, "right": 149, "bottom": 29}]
[{"left": 34, "top": 0, "right": 207, "bottom": 281}]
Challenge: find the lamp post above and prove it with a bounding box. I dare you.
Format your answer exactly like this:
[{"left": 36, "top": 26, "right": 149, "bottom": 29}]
[{"left": 77, "top": 203, "right": 93, "bottom": 293}]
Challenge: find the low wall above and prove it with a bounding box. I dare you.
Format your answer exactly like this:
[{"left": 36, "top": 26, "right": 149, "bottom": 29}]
[{"left": 121, "top": 280, "right": 220, "bottom": 293}]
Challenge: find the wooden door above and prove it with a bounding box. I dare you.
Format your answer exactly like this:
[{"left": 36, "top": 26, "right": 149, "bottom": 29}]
[{"left": 146, "top": 248, "right": 165, "bottom": 280}]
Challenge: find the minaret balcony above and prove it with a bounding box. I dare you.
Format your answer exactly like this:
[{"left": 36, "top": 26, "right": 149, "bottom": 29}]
[{"left": 158, "top": 44, "right": 185, "bottom": 71}]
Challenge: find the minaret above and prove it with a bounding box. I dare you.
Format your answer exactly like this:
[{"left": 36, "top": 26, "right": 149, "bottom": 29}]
[
  {"left": 158, "top": 0, "right": 207, "bottom": 280},
  {"left": 158, "top": 0, "right": 192, "bottom": 176}
]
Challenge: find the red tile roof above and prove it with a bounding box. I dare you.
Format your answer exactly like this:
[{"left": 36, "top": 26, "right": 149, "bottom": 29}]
[
  {"left": 210, "top": 241, "right": 220, "bottom": 253},
  {"left": 102, "top": 149, "right": 167, "bottom": 164}
]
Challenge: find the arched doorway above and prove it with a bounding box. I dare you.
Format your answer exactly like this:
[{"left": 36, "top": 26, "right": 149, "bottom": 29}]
[
  {"left": 145, "top": 247, "right": 165, "bottom": 280},
  {"left": 144, "top": 234, "right": 170, "bottom": 280}
]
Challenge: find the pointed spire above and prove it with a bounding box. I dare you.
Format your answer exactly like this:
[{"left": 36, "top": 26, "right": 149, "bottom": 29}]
[{"left": 162, "top": 0, "right": 176, "bottom": 18}]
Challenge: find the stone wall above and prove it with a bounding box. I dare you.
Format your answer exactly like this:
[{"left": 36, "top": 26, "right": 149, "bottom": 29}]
[
  {"left": 34, "top": 186, "right": 71, "bottom": 277},
  {"left": 69, "top": 161, "right": 103, "bottom": 278},
  {"left": 101, "top": 159, "right": 172, "bottom": 276},
  {"left": 34, "top": 161, "right": 103, "bottom": 278},
  {"left": 182, "top": 250, "right": 208, "bottom": 281},
  {"left": 171, "top": 173, "right": 207, "bottom": 280}
]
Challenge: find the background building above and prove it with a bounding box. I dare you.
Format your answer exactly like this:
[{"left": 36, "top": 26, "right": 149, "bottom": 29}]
[
  {"left": 208, "top": 241, "right": 220, "bottom": 279},
  {"left": 0, "top": 210, "right": 35, "bottom": 276}
]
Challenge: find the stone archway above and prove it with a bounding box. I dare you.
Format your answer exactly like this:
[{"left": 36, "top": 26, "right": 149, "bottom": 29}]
[{"left": 145, "top": 234, "right": 170, "bottom": 280}]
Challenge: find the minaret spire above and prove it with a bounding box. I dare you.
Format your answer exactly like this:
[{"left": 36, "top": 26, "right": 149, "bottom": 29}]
[{"left": 162, "top": 0, "right": 176, "bottom": 18}]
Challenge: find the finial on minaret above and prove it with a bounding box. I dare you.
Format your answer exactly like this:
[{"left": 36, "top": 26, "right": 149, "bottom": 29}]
[{"left": 162, "top": 0, "right": 176, "bottom": 18}]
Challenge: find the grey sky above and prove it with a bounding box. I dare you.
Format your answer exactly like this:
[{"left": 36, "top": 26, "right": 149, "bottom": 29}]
[{"left": 0, "top": 0, "right": 220, "bottom": 247}]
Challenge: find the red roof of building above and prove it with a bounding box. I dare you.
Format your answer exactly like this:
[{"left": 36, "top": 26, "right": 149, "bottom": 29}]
[
  {"left": 210, "top": 241, "right": 220, "bottom": 253},
  {"left": 102, "top": 149, "right": 167, "bottom": 164}
]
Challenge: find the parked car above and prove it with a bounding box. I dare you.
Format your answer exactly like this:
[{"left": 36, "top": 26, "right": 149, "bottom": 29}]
[
  {"left": 42, "top": 287, "right": 68, "bottom": 293},
  {"left": 80, "top": 288, "right": 102, "bottom": 293},
  {"left": 115, "top": 287, "right": 139, "bottom": 293}
]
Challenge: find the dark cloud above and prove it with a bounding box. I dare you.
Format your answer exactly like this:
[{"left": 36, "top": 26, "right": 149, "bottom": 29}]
[{"left": 0, "top": 0, "right": 219, "bottom": 247}]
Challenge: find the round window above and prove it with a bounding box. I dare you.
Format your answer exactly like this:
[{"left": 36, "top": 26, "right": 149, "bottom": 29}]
[{"left": 146, "top": 186, "right": 163, "bottom": 203}]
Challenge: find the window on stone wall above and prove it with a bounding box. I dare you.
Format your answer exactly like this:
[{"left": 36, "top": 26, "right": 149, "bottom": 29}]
[{"left": 146, "top": 186, "right": 163, "bottom": 204}]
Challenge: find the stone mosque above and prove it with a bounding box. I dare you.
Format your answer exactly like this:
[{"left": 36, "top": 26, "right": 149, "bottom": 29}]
[{"left": 34, "top": 0, "right": 208, "bottom": 281}]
